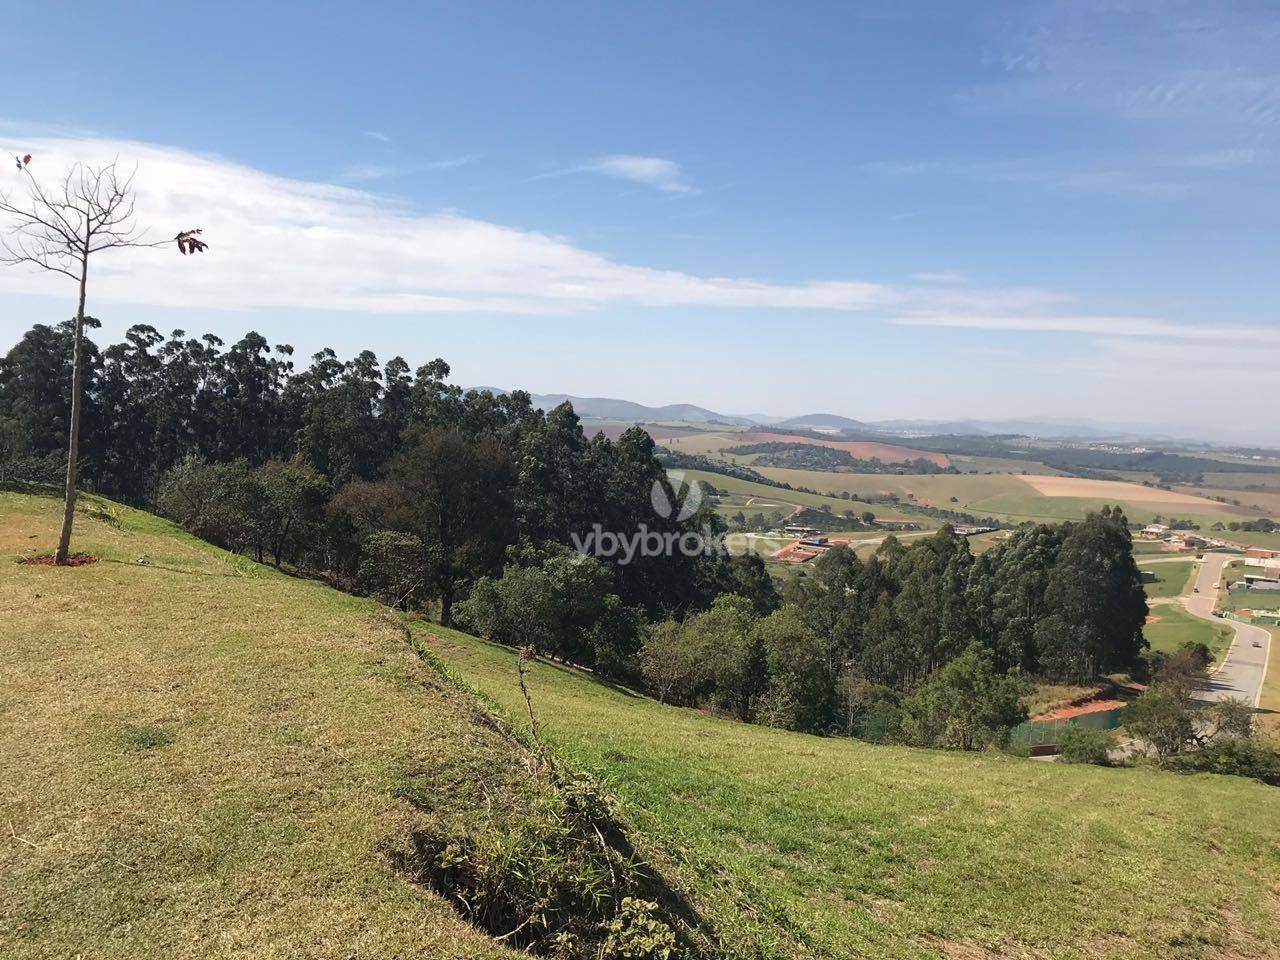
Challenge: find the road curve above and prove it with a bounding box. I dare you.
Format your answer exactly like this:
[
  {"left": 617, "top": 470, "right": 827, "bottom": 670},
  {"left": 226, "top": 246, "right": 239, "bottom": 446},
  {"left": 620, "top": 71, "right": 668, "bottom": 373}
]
[{"left": 1184, "top": 553, "right": 1271, "bottom": 707}]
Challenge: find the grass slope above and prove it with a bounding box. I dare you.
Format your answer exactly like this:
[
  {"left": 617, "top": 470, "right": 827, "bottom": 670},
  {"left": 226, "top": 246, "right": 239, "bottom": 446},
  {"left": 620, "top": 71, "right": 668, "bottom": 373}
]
[
  {"left": 7, "top": 491, "right": 1280, "bottom": 959},
  {"left": 0, "top": 492, "right": 534, "bottom": 959},
  {"left": 1139, "top": 559, "right": 1197, "bottom": 599},
  {"left": 1144, "top": 603, "right": 1235, "bottom": 661},
  {"left": 424, "top": 629, "right": 1280, "bottom": 960}
]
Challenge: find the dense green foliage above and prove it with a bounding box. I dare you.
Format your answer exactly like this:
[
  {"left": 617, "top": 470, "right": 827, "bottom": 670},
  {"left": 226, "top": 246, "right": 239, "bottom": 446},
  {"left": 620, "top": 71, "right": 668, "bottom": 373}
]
[
  {"left": 639, "top": 510, "right": 1147, "bottom": 744},
  {"left": 3, "top": 320, "right": 1147, "bottom": 754},
  {"left": 1056, "top": 725, "right": 1117, "bottom": 765},
  {"left": 1163, "top": 739, "right": 1280, "bottom": 785},
  {"left": 0, "top": 321, "right": 761, "bottom": 639}
]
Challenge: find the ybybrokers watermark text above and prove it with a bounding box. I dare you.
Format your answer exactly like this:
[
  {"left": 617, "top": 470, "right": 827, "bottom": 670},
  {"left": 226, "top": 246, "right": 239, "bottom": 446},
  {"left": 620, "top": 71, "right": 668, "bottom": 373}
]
[{"left": 570, "top": 523, "right": 736, "bottom": 565}]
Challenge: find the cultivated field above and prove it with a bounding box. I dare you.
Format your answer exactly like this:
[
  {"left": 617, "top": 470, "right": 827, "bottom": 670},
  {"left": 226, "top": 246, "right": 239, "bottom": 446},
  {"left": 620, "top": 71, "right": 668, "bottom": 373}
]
[
  {"left": 672, "top": 467, "right": 911, "bottom": 521},
  {"left": 662, "top": 430, "right": 950, "bottom": 466},
  {"left": 1017, "top": 475, "right": 1236, "bottom": 511},
  {"left": 751, "top": 468, "right": 1030, "bottom": 509},
  {"left": 1177, "top": 484, "right": 1280, "bottom": 516}
]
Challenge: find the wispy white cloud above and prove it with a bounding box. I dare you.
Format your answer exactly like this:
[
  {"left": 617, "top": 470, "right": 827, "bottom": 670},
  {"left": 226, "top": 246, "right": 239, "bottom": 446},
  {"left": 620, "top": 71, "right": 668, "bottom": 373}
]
[
  {"left": 337, "top": 162, "right": 398, "bottom": 182},
  {"left": 337, "top": 154, "right": 480, "bottom": 182},
  {"left": 2, "top": 135, "right": 1271, "bottom": 354},
  {"left": 0, "top": 137, "right": 890, "bottom": 315},
  {"left": 362, "top": 131, "right": 391, "bottom": 143},
  {"left": 425, "top": 154, "right": 481, "bottom": 170},
  {"left": 911, "top": 270, "right": 967, "bottom": 284},
  {"left": 978, "top": 5, "right": 1280, "bottom": 132},
  {"left": 868, "top": 156, "right": 1188, "bottom": 199},
  {"left": 892, "top": 314, "right": 1279, "bottom": 343},
  {"left": 584, "top": 155, "right": 693, "bottom": 194},
  {"left": 1177, "top": 147, "right": 1273, "bottom": 169}
]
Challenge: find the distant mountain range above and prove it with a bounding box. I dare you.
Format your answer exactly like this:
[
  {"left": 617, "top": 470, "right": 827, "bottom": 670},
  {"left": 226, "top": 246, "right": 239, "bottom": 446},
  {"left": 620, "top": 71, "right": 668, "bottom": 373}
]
[
  {"left": 467, "top": 389, "right": 1257, "bottom": 448},
  {"left": 524, "top": 394, "right": 757, "bottom": 426}
]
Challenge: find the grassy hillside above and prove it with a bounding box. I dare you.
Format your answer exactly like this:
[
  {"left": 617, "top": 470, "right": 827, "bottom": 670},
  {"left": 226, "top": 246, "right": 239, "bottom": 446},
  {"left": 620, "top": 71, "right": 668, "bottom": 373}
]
[
  {"left": 0, "top": 492, "right": 673, "bottom": 960},
  {"left": 6, "top": 491, "right": 1280, "bottom": 960},
  {"left": 426, "top": 629, "right": 1280, "bottom": 960},
  {"left": 1260, "top": 625, "right": 1280, "bottom": 738},
  {"left": 1144, "top": 603, "right": 1235, "bottom": 661},
  {"left": 1139, "top": 559, "right": 1197, "bottom": 599}
]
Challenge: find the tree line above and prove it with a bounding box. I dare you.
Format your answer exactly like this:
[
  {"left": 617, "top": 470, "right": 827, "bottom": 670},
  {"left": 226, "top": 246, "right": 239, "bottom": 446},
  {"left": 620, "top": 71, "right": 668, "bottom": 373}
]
[
  {"left": 0, "top": 320, "right": 773, "bottom": 638},
  {"left": 725, "top": 440, "right": 953, "bottom": 474},
  {"left": 636, "top": 511, "right": 1146, "bottom": 744},
  {"left": 2, "top": 320, "right": 1148, "bottom": 754}
]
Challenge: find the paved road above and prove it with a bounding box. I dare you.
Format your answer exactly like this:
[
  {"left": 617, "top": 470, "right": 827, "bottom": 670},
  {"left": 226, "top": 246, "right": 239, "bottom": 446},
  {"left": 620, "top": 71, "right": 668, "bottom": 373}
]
[{"left": 1184, "top": 553, "right": 1271, "bottom": 707}]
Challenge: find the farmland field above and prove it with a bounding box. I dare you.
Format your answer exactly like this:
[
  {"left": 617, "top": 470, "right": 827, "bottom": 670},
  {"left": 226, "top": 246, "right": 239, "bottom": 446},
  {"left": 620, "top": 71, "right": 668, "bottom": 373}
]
[
  {"left": 752, "top": 468, "right": 1028, "bottom": 508},
  {"left": 1200, "top": 472, "right": 1280, "bottom": 492},
  {"left": 662, "top": 430, "right": 950, "bottom": 466},
  {"left": 947, "top": 454, "right": 1062, "bottom": 475},
  {"left": 1018, "top": 475, "right": 1235, "bottom": 510},
  {"left": 1177, "top": 484, "right": 1280, "bottom": 515},
  {"left": 672, "top": 467, "right": 921, "bottom": 521}
]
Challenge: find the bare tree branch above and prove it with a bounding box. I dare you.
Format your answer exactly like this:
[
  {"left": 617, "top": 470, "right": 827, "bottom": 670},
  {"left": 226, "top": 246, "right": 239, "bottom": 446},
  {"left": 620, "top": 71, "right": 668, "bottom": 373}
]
[{"left": 0, "top": 157, "right": 168, "bottom": 564}]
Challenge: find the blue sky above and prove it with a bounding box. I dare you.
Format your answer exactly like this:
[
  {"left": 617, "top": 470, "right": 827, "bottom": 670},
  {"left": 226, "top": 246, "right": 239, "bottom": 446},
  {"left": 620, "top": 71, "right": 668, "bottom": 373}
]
[{"left": 2, "top": 1, "right": 1278, "bottom": 442}]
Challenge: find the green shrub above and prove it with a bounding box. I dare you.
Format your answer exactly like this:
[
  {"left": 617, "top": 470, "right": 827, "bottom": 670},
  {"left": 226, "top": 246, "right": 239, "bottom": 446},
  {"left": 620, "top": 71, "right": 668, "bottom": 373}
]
[
  {"left": 898, "top": 644, "right": 1029, "bottom": 751},
  {"left": 1057, "top": 725, "right": 1115, "bottom": 765},
  {"left": 1164, "top": 739, "right": 1280, "bottom": 786}
]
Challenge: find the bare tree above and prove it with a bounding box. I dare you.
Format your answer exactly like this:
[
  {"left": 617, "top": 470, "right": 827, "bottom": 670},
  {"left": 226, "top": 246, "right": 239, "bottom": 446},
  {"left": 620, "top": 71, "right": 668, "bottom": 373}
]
[{"left": 0, "top": 160, "right": 158, "bottom": 563}]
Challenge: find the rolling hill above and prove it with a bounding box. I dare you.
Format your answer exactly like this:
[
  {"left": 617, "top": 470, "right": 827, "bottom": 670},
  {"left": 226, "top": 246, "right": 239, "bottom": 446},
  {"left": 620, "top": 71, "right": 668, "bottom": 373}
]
[{"left": 4, "top": 491, "right": 1280, "bottom": 959}]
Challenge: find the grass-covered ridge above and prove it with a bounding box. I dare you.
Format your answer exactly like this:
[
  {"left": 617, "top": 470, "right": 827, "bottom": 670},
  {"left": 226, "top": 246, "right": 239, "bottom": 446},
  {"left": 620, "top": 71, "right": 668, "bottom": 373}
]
[
  {"left": 0, "top": 491, "right": 516, "bottom": 958},
  {"left": 5, "top": 490, "right": 1280, "bottom": 959},
  {"left": 422, "top": 627, "right": 1280, "bottom": 960},
  {"left": 0, "top": 492, "right": 709, "bottom": 959}
]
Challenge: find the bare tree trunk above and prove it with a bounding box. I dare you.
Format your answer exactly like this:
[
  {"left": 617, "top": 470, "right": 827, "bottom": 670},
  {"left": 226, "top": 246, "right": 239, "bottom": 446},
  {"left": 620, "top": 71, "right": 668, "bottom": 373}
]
[{"left": 55, "top": 257, "right": 89, "bottom": 565}]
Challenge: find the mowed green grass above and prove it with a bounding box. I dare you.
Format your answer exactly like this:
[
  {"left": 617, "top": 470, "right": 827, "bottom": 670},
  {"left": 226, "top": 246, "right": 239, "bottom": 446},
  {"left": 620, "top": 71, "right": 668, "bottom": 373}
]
[
  {"left": 1139, "top": 559, "right": 1198, "bottom": 599},
  {"left": 1223, "top": 590, "right": 1280, "bottom": 612},
  {"left": 423, "top": 629, "right": 1280, "bottom": 960},
  {"left": 0, "top": 492, "right": 526, "bottom": 960},
  {"left": 1144, "top": 603, "right": 1235, "bottom": 661}
]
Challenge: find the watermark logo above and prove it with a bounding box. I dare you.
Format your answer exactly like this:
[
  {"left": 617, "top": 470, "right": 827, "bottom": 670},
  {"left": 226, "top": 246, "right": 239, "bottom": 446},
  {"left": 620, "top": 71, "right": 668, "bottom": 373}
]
[
  {"left": 651, "top": 470, "right": 702, "bottom": 521},
  {"left": 570, "top": 473, "right": 741, "bottom": 564}
]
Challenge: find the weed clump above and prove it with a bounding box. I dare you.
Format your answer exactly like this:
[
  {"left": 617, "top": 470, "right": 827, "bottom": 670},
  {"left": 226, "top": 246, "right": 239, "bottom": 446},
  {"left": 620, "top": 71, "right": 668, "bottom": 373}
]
[
  {"left": 393, "top": 766, "right": 700, "bottom": 959},
  {"left": 114, "top": 725, "right": 175, "bottom": 752}
]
